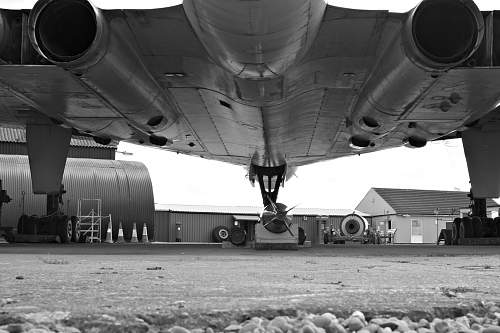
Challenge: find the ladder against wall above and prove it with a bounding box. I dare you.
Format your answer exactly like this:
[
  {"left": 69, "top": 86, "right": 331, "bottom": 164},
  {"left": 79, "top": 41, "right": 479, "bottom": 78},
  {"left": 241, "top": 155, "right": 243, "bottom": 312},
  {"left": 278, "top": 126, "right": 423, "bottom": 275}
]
[{"left": 76, "top": 199, "right": 112, "bottom": 243}]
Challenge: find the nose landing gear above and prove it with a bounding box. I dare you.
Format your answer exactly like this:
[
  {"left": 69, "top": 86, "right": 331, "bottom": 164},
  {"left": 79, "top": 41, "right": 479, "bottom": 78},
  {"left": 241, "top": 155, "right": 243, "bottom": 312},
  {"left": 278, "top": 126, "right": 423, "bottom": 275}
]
[{"left": 251, "top": 164, "right": 299, "bottom": 249}]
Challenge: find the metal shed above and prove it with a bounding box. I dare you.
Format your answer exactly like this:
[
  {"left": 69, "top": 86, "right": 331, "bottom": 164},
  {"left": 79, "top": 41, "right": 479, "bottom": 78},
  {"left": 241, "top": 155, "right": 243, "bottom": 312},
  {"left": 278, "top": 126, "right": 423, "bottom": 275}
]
[
  {"left": 0, "top": 155, "right": 154, "bottom": 241},
  {"left": 154, "top": 204, "right": 366, "bottom": 244}
]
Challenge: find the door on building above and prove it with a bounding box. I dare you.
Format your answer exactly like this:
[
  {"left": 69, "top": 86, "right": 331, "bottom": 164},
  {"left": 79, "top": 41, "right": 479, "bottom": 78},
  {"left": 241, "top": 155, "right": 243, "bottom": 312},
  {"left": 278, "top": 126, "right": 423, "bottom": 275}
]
[{"left": 411, "top": 219, "right": 423, "bottom": 243}]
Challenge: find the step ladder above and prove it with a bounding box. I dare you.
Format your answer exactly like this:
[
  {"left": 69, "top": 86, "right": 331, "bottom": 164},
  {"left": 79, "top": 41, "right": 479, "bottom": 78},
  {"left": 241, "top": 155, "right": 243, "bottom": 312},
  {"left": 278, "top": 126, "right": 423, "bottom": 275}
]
[{"left": 76, "top": 199, "right": 112, "bottom": 244}]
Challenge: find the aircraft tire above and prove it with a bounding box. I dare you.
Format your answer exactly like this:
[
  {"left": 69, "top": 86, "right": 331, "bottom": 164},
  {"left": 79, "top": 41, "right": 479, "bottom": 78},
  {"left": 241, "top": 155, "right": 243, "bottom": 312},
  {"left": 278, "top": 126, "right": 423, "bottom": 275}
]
[
  {"left": 443, "top": 230, "right": 452, "bottom": 245},
  {"left": 494, "top": 217, "right": 500, "bottom": 237},
  {"left": 298, "top": 227, "right": 306, "bottom": 245},
  {"left": 57, "top": 217, "right": 72, "bottom": 243},
  {"left": 471, "top": 216, "right": 482, "bottom": 238},
  {"left": 460, "top": 217, "right": 473, "bottom": 238},
  {"left": 71, "top": 216, "right": 81, "bottom": 243},
  {"left": 482, "top": 217, "right": 495, "bottom": 237},
  {"left": 211, "top": 226, "right": 230, "bottom": 243},
  {"left": 451, "top": 218, "right": 461, "bottom": 245},
  {"left": 17, "top": 215, "right": 30, "bottom": 234},
  {"left": 229, "top": 226, "right": 246, "bottom": 246}
]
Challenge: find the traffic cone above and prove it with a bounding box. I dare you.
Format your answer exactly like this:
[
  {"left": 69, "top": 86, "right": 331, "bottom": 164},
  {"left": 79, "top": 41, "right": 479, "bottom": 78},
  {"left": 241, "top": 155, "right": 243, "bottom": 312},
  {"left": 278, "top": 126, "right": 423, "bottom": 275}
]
[
  {"left": 116, "top": 222, "right": 125, "bottom": 243},
  {"left": 130, "top": 223, "right": 138, "bottom": 243},
  {"left": 104, "top": 220, "right": 113, "bottom": 244},
  {"left": 141, "top": 223, "right": 150, "bottom": 244}
]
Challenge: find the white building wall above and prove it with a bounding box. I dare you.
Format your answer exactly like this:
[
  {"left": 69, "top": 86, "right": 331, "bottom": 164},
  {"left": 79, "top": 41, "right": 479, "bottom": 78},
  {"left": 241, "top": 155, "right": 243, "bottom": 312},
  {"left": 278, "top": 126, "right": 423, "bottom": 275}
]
[
  {"left": 392, "top": 215, "right": 451, "bottom": 244},
  {"left": 356, "top": 188, "right": 395, "bottom": 216}
]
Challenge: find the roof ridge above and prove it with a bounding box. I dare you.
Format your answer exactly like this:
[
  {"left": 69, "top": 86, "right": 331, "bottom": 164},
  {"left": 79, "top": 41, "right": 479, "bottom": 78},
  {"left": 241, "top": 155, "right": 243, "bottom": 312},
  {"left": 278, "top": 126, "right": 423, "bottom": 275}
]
[{"left": 373, "top": 187, "right": 468, "bottom": 193}]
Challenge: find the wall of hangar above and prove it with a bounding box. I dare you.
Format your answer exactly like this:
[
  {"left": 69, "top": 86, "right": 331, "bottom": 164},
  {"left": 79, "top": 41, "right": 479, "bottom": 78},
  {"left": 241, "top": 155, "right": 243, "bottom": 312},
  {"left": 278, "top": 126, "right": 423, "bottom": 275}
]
[
  {"left": 0, "top": 155, "right": 154, "bottom": 241},
  {"left": 153, "top": 210, "right": 352, "bottom": 243}
]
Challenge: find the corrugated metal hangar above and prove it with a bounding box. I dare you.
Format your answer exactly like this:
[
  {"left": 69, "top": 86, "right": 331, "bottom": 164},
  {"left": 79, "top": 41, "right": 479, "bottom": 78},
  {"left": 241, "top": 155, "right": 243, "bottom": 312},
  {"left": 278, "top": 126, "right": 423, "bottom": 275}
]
[
  {"left": 154, "top": 204, "right": 367, "bottom": 244},
  {"left": 0, "top": 127, "right": 116, "bottom": 160},
  {"left": 0, "top": 127, "right": 155, "bottom": 242},
  {"left": 0, "top": 155, "right": 154, "bottom": 241}
]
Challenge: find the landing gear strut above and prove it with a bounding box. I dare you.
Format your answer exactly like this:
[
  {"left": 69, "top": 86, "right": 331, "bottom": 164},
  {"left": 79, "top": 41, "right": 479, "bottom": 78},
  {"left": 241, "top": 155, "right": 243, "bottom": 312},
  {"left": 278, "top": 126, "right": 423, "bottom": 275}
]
[
  {"left": 252, "top": 165, "right": 286, "bottom": 207},
  {"left": 468, "top": 190, "right": 487, "bottom": 218},
  {"left": 252, "top": 164, "right": 296, "bottom": 236}
]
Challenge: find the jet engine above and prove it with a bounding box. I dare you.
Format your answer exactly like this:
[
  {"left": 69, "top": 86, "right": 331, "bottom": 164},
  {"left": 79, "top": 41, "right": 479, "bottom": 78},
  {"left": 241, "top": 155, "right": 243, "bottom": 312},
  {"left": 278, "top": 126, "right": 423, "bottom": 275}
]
[
  {"left": 28, "top": 0, "right": 178, "bottom": 144},
  {"left": 349, "top": 0, "right": 484, "bottom": 149},
  {"left": 340, "top": 214, "right": 368, "bottom": 237}
]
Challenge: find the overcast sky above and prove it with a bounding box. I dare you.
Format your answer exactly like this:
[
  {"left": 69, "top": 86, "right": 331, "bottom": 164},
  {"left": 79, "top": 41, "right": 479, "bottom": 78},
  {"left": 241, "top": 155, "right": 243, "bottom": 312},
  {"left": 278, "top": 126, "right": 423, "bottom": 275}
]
[{"left": 1, "top": 0, "right": 494, "bottom": 209}]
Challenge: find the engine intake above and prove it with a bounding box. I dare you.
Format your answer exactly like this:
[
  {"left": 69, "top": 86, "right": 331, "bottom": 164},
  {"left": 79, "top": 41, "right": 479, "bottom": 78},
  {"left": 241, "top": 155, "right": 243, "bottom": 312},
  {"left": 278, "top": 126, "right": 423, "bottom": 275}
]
[{"left": 340, "top": 214, "right": 368, "bottom": 237}]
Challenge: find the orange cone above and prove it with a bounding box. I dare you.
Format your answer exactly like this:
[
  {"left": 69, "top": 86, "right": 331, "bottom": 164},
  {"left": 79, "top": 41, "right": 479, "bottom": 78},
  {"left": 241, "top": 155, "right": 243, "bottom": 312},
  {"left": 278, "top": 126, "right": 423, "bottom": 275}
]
[
  {"left": 130, "top": 223, "right": 139, "bottom": 243},
  {"left": 104, "top": 220, "right": 113, "bottom": 244},
  {"left": 116, "top": 222, "right": 125, "bottom": 243},
  {"left": 141, "top": 223, "right": 150, "bottom": 244}
]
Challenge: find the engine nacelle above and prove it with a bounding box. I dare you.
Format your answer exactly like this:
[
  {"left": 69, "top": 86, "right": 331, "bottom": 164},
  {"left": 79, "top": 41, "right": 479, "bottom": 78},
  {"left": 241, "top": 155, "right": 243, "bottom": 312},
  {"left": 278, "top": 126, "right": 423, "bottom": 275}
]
[
  {"left": 349, "top": 0, "right": 484, "bottom": 150},
  {"left": 28, "top": 0, "right": 178, "bottom": 143},
  {"left": 340, "top": 214, "right": 368, "bottom": 237}
]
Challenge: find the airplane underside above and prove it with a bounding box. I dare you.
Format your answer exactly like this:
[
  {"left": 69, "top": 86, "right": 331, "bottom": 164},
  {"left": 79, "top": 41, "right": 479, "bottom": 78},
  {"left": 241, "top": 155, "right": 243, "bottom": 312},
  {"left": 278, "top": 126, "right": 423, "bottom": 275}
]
[{"left": 0, "top": 0, "right": 500, "bottom": 241}]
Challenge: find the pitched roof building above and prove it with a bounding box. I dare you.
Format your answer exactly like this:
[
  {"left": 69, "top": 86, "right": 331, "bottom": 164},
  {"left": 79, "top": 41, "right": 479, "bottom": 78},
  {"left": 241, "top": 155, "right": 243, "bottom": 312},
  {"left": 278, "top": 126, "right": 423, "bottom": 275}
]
[
  {"left": 356, "top": 188, "right": 499, "bottom": 244},
  {"left": 356, "top": 188, "right": 499, "bottom": 217}
]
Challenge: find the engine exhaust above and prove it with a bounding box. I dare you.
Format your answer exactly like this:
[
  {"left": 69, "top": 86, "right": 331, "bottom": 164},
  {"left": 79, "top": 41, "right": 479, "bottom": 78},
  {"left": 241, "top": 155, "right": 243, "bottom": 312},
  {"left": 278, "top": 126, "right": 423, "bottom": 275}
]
[
  {"left": 28, "top": 0, "right": 180, "bottom": 142},
  {"left": 348, "top": 0, "right": 484, "bottom": 150},
  {"left": 29, "top": 0, "right": 105, "bottom": 68},
  {"left": 406, "top": 0, "right": 484, "bottom": 68}
]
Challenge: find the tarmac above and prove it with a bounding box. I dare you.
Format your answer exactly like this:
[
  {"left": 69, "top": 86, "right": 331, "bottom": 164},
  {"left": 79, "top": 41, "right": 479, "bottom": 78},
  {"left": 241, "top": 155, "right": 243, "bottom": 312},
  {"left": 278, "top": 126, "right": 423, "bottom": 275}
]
[{"left": 0, "top": 243, "right": 499, "bottom": 330}]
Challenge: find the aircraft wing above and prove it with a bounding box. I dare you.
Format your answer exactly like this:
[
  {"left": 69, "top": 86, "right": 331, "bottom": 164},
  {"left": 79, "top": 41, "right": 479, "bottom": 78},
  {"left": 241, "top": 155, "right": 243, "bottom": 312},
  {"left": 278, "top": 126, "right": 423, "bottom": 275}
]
[{"left": 0, "top": 0, "right": 499, "bottom": 170}]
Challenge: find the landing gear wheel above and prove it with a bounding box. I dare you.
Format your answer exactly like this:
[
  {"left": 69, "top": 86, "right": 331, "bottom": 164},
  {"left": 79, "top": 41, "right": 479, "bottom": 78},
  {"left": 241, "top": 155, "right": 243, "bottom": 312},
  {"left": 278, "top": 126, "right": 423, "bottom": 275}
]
[
  {"left": 495, "top": 217, "right": 500, "bottom": 237},
  {"left": 482, "top": 217, "right": 495, "bottom": 237},
  {"left": 71, "top": 216, "right": 81, "bottom": 242},
  {"left": 57, "top": 217, "right": 72, "bottom": 243},
  {"left": 451, "top": 218, "right": 461, "bottom": 245},
  {"left": 460, "top": 217, "right": 473, "bottom": 238},
  {"left": 298, "top": 227, "right": 306, "bottom": 245},
  {"left": 230, "top": 226, "right": 246, "bottom": 246},
  {"left": 212, "top": 226, "right": 230, "bottom": 243},
  {"left": 472, "top": 216, "right": 482, "bottom": 238}
]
